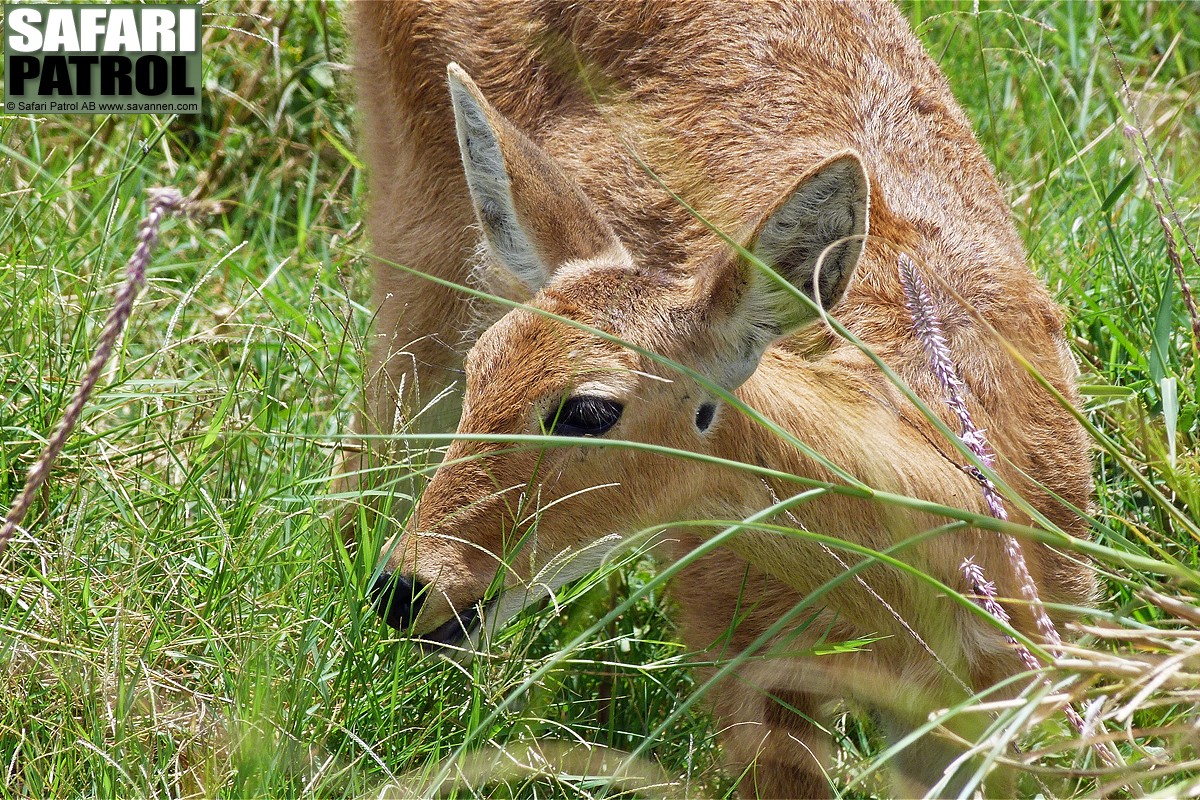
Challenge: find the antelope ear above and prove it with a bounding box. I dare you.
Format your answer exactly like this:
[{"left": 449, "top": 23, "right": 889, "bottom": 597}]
[
  {"left": 447, "top": 63, "right": 627, "bottom": 293},
  {"left": 700, "top": 151, "right": 870, "bottom": 389},
  {"left": 749, "top": 151, "right": 869, "bottom": 326}
]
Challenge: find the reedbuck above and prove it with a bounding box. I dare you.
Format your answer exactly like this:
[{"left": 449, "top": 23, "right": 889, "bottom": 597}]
[{"left": 347, "top": 1, "right": 1096, "bottom": 796}]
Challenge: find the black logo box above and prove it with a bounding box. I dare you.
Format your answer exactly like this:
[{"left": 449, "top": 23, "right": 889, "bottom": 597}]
[{"left": 4, "top": 3, "right": 202, "bottom": 115}]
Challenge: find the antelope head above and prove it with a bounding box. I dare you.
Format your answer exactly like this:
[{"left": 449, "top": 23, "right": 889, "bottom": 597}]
[{"left": 370, "top": 64, "right": 869, "bottom": 652}]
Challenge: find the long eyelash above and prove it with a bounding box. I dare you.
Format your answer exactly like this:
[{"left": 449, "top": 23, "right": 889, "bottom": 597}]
[{"left": 544, "top": 396, "right": 622, "bottom": 436}]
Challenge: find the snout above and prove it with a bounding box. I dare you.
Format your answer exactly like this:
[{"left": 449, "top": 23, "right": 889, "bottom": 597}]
[
  {"left": 370, "top": 520, "right": 526, "bottom": 650},
  {"left": 369, "top": 569, "right": 489, "bottom": 650},
  {"left": 369, "top": 571, "right": 427, "bottom": 631}
]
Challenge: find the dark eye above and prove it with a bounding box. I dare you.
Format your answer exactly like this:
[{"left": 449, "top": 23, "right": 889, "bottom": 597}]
[{"left": 544, "top": 396, "right": 623, "bottom": 437}]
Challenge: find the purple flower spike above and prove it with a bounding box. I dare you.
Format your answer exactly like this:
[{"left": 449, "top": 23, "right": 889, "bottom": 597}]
[
  {"left": 901, "top": 254, "right": 1118, "bottom": 768},
  {"left": 0, "top": 189, "right": 190, "bottom": 556}
]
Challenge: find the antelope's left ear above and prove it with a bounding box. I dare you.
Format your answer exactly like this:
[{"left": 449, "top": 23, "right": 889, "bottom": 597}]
[
  {"left": 749, "top": 150, "right": 869, "bottom": 327},
  {"left": 698, "top": 151, "right": 870, "bottom": 389}
]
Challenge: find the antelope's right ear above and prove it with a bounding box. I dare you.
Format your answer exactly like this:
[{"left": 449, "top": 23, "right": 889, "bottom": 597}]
[{"left": 447, "top": 63, "right": 627, "bottom": 293}]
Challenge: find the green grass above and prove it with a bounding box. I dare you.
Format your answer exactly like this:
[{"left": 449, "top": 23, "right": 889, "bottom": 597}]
[{"left": 1, "top": 1, "right": 1197, "bottom": 797}]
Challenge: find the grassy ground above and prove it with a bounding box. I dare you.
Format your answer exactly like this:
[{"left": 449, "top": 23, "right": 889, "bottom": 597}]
[{"left": 1, "top": 1, "right": 1197, "bottom": 797}]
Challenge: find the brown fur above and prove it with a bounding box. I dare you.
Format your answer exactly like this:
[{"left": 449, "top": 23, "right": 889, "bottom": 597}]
[{"left": 346, "top": 2, "right": 1096, "bottom": 796}]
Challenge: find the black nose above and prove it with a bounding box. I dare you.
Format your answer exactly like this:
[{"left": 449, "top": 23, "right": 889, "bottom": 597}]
[{"left": 370, "top": 571, "right": 427, "bottom": 631}]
